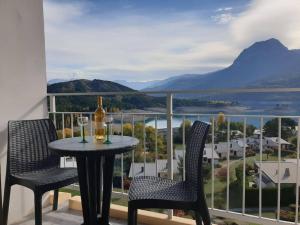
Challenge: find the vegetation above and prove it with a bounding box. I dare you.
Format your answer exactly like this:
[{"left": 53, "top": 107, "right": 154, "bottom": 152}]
[
  {"left": 123, "top": 122, "right": 167, "bottom": 159},
  {"left": 174, "top": 119, "right": 192, "bottom": 144},
  {"left": 48, "top": 79, "right": 235, "bottom": 112},
  {"left": 263, "top": 118, "right": 297, "bottom": 140},
  {"left": 214, "top": 113, "right": 256, "bottom": 142}
]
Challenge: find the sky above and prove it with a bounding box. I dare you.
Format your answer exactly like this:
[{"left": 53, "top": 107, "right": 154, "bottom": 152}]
[{"left": 44, "top": 0, "right": 300, "bottom": 82}]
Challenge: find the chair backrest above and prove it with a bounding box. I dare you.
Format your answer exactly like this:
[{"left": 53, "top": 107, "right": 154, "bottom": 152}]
[
  {"left": 7, "top": 119, "right": 59, "bottom": 175},
  {"left": 185, "top": 121, "right": 210, "bottom": 200}
]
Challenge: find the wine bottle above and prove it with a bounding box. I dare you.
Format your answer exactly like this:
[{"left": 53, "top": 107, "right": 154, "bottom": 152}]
[{"left": 94, "top": 96, "right": 106, "bottom": 140}]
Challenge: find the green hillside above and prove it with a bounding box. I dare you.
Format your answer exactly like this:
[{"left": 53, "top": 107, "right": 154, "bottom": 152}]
[{"left": 47, "top": 79, "right": 232, "bottom": 112}]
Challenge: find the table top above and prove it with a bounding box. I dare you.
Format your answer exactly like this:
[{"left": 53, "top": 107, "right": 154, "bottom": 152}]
[{"left": 48, "top": 135, "right": 139, "bottom": 157}]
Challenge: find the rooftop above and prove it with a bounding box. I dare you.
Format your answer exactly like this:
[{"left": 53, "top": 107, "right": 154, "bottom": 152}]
[{"left": 255, "top": 160, "right": 300, "bottom": 184}]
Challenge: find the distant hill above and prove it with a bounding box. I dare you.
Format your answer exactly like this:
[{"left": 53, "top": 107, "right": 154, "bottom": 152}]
[
  {"left": 47, "top": 79, "right": 68, "bottom": 85},
  {"left": 144, "top": 38, "right": 300, "bottom": 91},
  {"left": 113, "top": 80, "right": 163, "bottom": 90},
  {"left": 47, "top": 79, "right": 227, "bottom": 112},
  {"left": 48, "top": 79, "right": 133, "bottom": 93},
  {"left": 48, "top": 79, "right": 158, "bottom": 111}
]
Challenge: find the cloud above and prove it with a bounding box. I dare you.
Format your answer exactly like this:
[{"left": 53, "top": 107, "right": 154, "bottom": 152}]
[
  {"left": 44, "top": 1, "right": 238, "bottom": 81},
  {"left": 44, "top": 0, "right": 300, "bottom": 82},
  {"left": 212, "top": 13, "right": 234, "bottom": 24},
  {"left": 212, "top": 6, "right": 234, "bottom": 24},
  {"left": 231, "top": 0, "right": 300, "bottom": 48},
  {"left": 216, "top": 7, "right": 233, "bottom": 12},
  {"left": 43, "top": 1, "right": 85, "bottom": 24}
]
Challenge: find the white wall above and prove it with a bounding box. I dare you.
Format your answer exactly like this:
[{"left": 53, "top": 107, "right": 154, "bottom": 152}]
[{"left": 0, "top": 0, "right": 47, "bottom": 223}]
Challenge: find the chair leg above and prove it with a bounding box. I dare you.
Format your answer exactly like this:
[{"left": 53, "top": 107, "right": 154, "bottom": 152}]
[
  {"left": 194, "top": 210, "right": 203, "bottom": 225},
  {"left": 128, "top": 204, "right": 137, "bottom": 225},
  {"left": 199, "top": 207, "right": 211, "bottom": 225},
  {"left": 34, "top": 193, "right": 43, "bottom": 225},
  {"left": 2, "top": 181, "right": 11, "bottom": 225},
  {"left": 53, "top": 189, "right": 59, "bottom": 211}
]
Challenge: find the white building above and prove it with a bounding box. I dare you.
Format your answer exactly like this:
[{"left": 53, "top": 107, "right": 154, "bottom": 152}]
[
  {"left": 264, "top": 137, "right": 291, "bottom": 151},
  {"left": 203, "top": 147, "right": 220, "bottom": 164},
  {"left": 129, "top": 148, "right": 219, "bottom": 178},
  {"left": 247, "top": 136, "right": 291, "bottom": 152},
  {"left": 255, "top": 159, "right": 300, "bottom": 188},
  {"left": 213, "top": 139, "right": 249, "bottom": 159},
  {"left": 128, "top": 159, "right": 179, "bottom": 178}
]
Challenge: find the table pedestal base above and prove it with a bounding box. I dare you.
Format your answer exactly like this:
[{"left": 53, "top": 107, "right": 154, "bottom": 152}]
[{"left": 76, "top": 155, "right": 115, "bottom": 225}]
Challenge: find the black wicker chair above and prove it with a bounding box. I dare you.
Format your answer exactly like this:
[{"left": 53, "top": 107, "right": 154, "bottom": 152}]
[
  {"left": 128, "top": 121, "right": 211, "bottom": 225},
  {"left": 2, "top": 119, "right": 78, "bottom": 225}
]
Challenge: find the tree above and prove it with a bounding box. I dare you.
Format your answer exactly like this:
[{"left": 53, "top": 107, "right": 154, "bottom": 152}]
[
  {"left": 145, "top": 126, "right": 166, "bottom": 154},
  {"left": 264, "top": 148, "right": 273, "bottom": 160},
  {"left": 217, "top": 112, "right": 226, "bottom": 127},
  {"left": 202, "top": 164, "right": 212, "bottom": 181},
  {"left": 230, "top": 121, "right": 256, "bottom": 137},
  {"left": 175, "top": 120, "right": 192, "bottom": 144},
  {"left": 290, "top": 136, "right": 297, "bottom": 150},
  {"left": 264, "top": 118, "right": 297, "bottom": 140},
  {"left": 123, "top": 123, "right": 133, "bottom": 136},
  {"left": 123, "top": 122, "right": 166, "bottom": 155},
  {"left": 235, "top": 164, "right": 249, "bottom": 187}
]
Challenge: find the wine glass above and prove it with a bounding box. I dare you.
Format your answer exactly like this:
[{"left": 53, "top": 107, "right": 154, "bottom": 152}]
[
  {"left": 103, "top": 115, "right": 113, "bottom": 144},
  {"left": 78, "top": 116, "right": 89, "bottom": 143}
]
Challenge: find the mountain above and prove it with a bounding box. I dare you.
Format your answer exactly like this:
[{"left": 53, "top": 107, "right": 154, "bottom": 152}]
[
  {"left": 47, "top": 79, "right": 225, "bottom": 112},
  {"left": 145, "top": 38, "right": 300, "bottom": 91},
  {"left": 47, "top": 79, "right": 68, "bottom": 85},
  {"left": 48, "top": 79, "right": 151, "bottom": 111},
  {"left": 114, "top": 80, "right": 163, "bottom": 90},
  {"left": 48, "top": 79, "right": 133, "bottom": 93}
]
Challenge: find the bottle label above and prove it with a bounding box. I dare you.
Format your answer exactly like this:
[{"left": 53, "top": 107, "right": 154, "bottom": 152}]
[{"left": 95, "top": 122, "right": 106, "bottom": 140}]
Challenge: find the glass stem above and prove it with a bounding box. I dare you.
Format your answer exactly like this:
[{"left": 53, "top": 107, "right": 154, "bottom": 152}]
[
  {"left": 82, "top": 126, "right": 86, "bottom": 142},
  {"left": 107, "top": 124, "right": 110, "bottom": 141}
]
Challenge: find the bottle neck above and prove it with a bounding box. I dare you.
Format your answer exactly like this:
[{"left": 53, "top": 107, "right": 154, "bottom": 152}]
[{"left": 98, "top": 97, "right": 103, "bottom": 108}]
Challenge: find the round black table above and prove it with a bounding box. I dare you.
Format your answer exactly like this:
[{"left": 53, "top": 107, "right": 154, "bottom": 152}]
[{"left": 49, "top": 135, "right": 139, "bottom": 225}]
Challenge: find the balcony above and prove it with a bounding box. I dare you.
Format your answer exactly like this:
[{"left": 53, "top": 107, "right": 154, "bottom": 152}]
[
  {"left": 36, "top": 88, "right": 300, "bottom": 225},
  {"left": 1, "top": 1, "right": 300, "bottom": 225}
]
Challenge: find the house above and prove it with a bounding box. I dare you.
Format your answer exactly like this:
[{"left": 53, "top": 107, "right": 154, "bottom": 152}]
[
  {"left": 230, "top": 130, "right": 243, "bottom": 138},
  {"left": 247, "top": 136, "right": 291, "bottom": 152},
  {"left": 203, "top": 147, "right": 220, "bottom": 164},
  {"left": 264, "top": 137, "right": 291, "bottom": 151},
  {"left": 255, "top": 159, "right": 300, "bottom": 188},
  {"left": 247, "top": 137, "right": 260, "bottom": 151},
  {"left": 175, "top": 148, "right": 219, "bottom": 165},
  {"left": 129, "top": 148, "right": 219, "bottom": 178},
  {"left": 213, "top": 139, "right": 249, "bottom": 159},
  {"left": 253, "top": 129, "right": 263, "bottom": 138},
  {"left": 128, "top": 159, "right": 179, "bottom": 178}
]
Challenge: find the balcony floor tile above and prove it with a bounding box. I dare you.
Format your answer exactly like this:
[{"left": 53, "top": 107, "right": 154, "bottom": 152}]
[{"left": 12, "top": 207, "right": 129, "bottom": 225}]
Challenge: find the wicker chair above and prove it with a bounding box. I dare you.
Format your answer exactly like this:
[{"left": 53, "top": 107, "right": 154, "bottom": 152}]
[
  {"left": 2, "top": 119, "right": 78, "bottom": 225},
  {"left": 128, "top": 121, "right": 211, "bottom": 225}
]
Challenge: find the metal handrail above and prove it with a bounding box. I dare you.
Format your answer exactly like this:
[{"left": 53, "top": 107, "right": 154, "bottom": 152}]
[{"left": 47, "top": 87, "right": 300, "bottom": 96}]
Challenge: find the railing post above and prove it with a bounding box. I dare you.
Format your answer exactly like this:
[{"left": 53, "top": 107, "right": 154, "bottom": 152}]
[
  {"left": 49, "top": 95, "right": 57, "bottom": 128},
  {"left": 166, "top": 93, "right": 173, "bottom": 219},
  {"left": 166, "top": 93, "right": 173, "bottom": 180},
  {"left": 49, "top": 95, "right": 56, "bottom": 113}
]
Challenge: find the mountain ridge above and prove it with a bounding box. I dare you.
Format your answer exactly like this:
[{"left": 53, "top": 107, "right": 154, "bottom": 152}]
[{"left": 144, "top": 38, "right": 300, "bottom": 91}]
